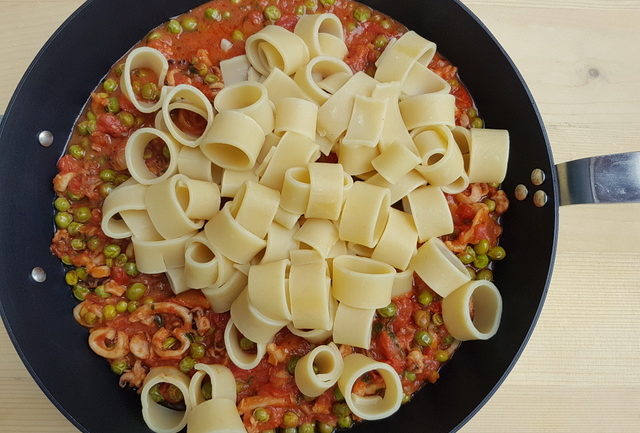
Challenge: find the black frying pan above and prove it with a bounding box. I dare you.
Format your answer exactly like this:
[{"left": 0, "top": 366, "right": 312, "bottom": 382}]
[{"left": 0, "top": 1, "right": 638, "bottom": 432}]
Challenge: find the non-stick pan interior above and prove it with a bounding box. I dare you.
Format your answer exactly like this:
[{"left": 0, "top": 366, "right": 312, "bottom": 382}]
[{"left": 0, "top": 0, "right": 557, "bottom": 432}]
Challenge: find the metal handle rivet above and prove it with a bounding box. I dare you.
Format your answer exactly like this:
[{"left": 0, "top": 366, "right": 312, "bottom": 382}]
[
  {"left": 38, "top": 130, "right": 54, "bottom": 147},
  {"left": 533, "top": 190, "right": 548, "bottom": 208},
  {"left": 31, "top": 267, "right": 47, "bottom": 283},
  {"left": 530, "top": 168, "right": 545, "bottom": 186},
  {"left": 514, "top": 184, "right": 528, "bottom": 201}
]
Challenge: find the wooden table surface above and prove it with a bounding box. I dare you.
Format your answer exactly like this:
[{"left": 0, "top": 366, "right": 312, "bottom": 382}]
[{"left": 1, "top": 1, "right": 639, "bottom": 432}]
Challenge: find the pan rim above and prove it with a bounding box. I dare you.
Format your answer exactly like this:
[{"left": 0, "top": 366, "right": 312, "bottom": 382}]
[{"left": 0, "top": 1, "right": 559, "bottom": 432}]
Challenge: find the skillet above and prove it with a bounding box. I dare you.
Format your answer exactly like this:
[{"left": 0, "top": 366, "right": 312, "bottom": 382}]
[{"left": 0, "top": 0, "right": 638, "bottom": 432}]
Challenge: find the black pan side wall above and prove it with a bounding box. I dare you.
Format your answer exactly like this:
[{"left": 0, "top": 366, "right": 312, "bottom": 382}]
[{"left": 0, "top": 1, "right": 558, "bottom": 432}]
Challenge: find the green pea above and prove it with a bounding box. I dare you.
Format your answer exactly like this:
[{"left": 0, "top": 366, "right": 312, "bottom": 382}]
[
  {"left": 417, "top": 291, "right": 433, "bottom": 306},
  {"left": 205, "top": 8, "right": 221, "bottom": 21},
  {"left": 457, "top": 251, "right": 474, "bottom": 264},
  {"left": 337, "top": 416, "right": 353, "bottom": 429},
  {"left": 466, "top": 266, "right": 477, "bottom": 280},
  {"left": 73, "top": 285, "right": 90, "bottom": 301},
  {"left": 201, "top": 381, "right": 213, "bottom": 400},
  {"left": 71, "top": 238, "right": 86, "bottom": 251},
  {"left": 253, "top": 407, "right": 269, "bottom": 422},
  {"left": 74, "top": 207, "right": 91, "bottom": 223},
  {"left": 103, "top": 304, "right": 117, "bottom": 320},
  {"left": 238, "top": 337, "right": 255, "bottom": 351},
  {"left": 76, "top": 121, "right": 90, "bottom": 136},
  {"left": 141, "top": 83, "right": 159, "bottom": 101},
  {"left": 182, "top": 17, "right": 198, "bottom": 32},
  {"left": 332, "top": 402, "right": 350, "bottom": 417},
  {"left": 374, "top": 34, "right": 389, "bottom": 49},
  {"left": 488, "top": 246, "right": 506, "bottom": 261},
  {"left": 69, "top": 144, "right": 86, "bottom": 159},
  {"left": 67, "top": 222, "right": 83, "bottom": 236},
  {"left": 110, "top": 359, "right": 128, "bottom": 375},
  {"left": 147, "top": 31, "right": 162, "bottom": 42},
  {"left": 414, "top": 329, "right": 432, "bottom": 347},
  {"left": 295, "top": 5, "right": 306, "bottom": 15},
  {"left": 264, "top": 5, "right": 281, "bottom": 21},
  {"left": 204, "top": 74, "right": 220, "bottom": 85},
  {"left": 167, "top": 19, "right": 183, "bottom": 34},
  {"left": 54, "top": 197, "right": 71, "bottom": 212},
  {"left": 61, "top": 255, "right": 72, "bottom": 265},
  {"left": 282, "top": 429, "right": 296, "bottom": 433},
  {"left": 346, "top": 22, "right": 356, "bottom": 32},
  {"left": 163, "top": 336, "right": 178, "bottom": 350},
  {"left": 381, "top": 19, "right": 391, "bottom": 29},
  {"left": 127, "top": 300, "right": 139, "bottom": 313},
  {"left": 143, "top": 148, "right": 153, "bottom": 160},
  {"left": 489, "top": 182, "right": 501, "bottom": 188},
  {"left": 114, "top": 63, "right": 124, "bottom": 77},
  {"left": 103, "top": 78, "right": 118, "bottom": 93},
  {"left": 476, "top": 269, "right": 494, "bottom": 281},
  {"left": 222, "top": 10, "right": 232, "bottom": 20},
  {"left": 377, "top": 302, "right": 397, "bottom": 318},
  {"left": 118, "top": 111, "right": 135, "bottom": 128},
  {"left": 464, "top": 245, "right": 476, "bottom": 258},
  {"left": 99, "top": 182, "right": 114, "bottom": 198},
  {"left": 305, "top": 0, "right": 318, "bottom": 9},
  {"left": 474, "top": 239, "right": 490, "bottom": 255},
  {"left": 435, "top": 350, "right": 449, "bottom": 362},
  {"left": 75, "top": 267, "right": 88, "bottom": 280},
  {"left": 231, "top": 30, "right": 244, "bottom": 41},
  {"left": 86, "top": 111, "right": 97, "bottom": 121},
  {"left": 317, "top": 423, "right": 335, "bottom": 433},
  {"left": 333, "top": 386, "right": 344, "bottom": 401},
  {"left": 54, "top": 212, "right": 73, "bottom": 229},
  {"left": 105, "top": 97, "right": 120, "bottom": 114},
  {"left": 299, "top": 423, "right": 315, "bottom": 433},
  {"left": 471, "top": 117, "right": 484, "bottom": 128},
  {"left": 354, "top": 7, "right": 371, "bottom": 22},
  {"left": 432, "top": 312, "right": 444, "bottom": 326},
  {"left": 126, "top": 282, "right": 147, "bottom": 301},
  {"left": 115, "top": 300, "right": 128, "bottom": 313},
  {"left": 189, "top": 342, "right": 205, "bottom": 359},
  {"left": 103, "top": 244, "right": 121, "bottom": 258},
  {"left": 98, "top": 169, "right": 115, "bottom": 183},
  {"left": 115, "top": 253, "right": 128, "bottom": 266},
  {"left": 179, "top": 356, "right": 197, "bottom": 373},
  {"left": 287, "top": 356, "right": 300, "bottom": 375},
  {"left": 231, "top": 0, "right": 241, "bottom": 3},
  {"left": 149, "top": 384, "right": 164, "bottom": 402},
  {"left": 124, "top": 262, "right": 139, "bottom": 277},
  {"left": 402, "top": 393, "right": 411, "bottom": 404},
  {"left": 320, "top": 0, "right": 335, "bottom": 6},
  {"left": 404, "top": 370, "right": 417, "bottom": 381},
  {"left": 95, "top": 285, "right": 110, "bottom": 299},
  {"left": 467, "top": 107, "right": 478, "bottom": 118},
  {"left": 483, "top": 198, "right": 496, "bottom": 212},
  {"left": 281, "top": 411, "right": 299, "bottom": 428},
  {"left": 473, "top": 254, "right": 489, "bottom": 269},
  {"left": 65, "top": 270, "right": 78, "bottom": 286}
]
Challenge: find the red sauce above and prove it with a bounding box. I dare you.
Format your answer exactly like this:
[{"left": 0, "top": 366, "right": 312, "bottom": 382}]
[{"left": 50, "top": 1, "right": 508, "bottom": 432}]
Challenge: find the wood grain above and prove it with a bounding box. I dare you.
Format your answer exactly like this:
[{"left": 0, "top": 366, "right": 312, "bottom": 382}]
[{"left": 1, "top": 1, "right": 639, "bottom": 432}]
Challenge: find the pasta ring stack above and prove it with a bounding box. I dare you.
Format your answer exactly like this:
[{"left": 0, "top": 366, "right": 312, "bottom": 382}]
[{"left": 105, "top": 13, "right": 511, "bottom": 431}]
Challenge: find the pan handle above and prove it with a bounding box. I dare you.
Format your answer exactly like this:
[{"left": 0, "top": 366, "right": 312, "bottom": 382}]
[{"left": 556, "top": 152, "right": 640, "bottom": 206}]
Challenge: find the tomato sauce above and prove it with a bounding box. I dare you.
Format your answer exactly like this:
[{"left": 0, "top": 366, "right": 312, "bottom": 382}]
[{"left": 50, "top": 1, "right": 507, "bottom": 432}]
